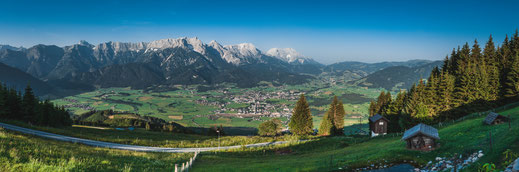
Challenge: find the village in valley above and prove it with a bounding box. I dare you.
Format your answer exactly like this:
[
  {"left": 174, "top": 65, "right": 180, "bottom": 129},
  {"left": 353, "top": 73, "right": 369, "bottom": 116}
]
[{"left": 196, "top": 89, "right": 301, "bottom": 117}]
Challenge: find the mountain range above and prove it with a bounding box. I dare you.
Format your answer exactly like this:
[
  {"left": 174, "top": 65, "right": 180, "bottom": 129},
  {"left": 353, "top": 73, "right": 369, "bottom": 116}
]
[
  {"left": 0, "top": 37, "right": 441, "bottom": 95},
  {"left": 0, "top": 37, "right": 318, "bottom": 90}
]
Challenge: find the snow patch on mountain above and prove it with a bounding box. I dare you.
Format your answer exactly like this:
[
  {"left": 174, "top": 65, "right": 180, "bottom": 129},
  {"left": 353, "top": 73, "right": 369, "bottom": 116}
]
[
  {"left": 0, "top": 45, "right": 24, "bottom": 51},
  {"left": 221, "top": 43, "right": 262, "bottom": 65},
  {"left": 146, "top": 37, "right": 207, "bottom": 55},
  {"left": 267, "top": 48, "right": 308, "bottom": 64},
  {"left": 43, "top": 37, "right": 318, "bottom": 66}
]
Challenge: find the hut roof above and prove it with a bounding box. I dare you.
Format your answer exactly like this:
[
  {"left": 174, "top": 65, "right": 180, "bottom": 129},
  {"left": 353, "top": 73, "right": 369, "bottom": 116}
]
[
  {"left": 484, "top": 112, "right": 506, "bottom": 125},
  {"left": 369, "top": 114, "right": 388, "bottom": 122},
  {"left": 402, "top": 123, "right": 440, "bottom": 140}
]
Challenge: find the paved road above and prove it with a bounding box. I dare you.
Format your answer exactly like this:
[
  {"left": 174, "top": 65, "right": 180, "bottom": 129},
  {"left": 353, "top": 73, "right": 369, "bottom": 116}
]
[{"left": 0, "top": 122, "right": 297, "bottom": 153}]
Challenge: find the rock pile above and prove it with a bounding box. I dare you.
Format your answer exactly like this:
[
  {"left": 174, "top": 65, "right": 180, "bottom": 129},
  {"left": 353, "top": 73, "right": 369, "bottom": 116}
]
[
  {"left": 505, "top": 158, "right": 519, "bottom": 172},
  {"left": 353, "top": 151, "right": 484, "bottom": 172},
  {"left": 419, "top": 151, "right": 484, "bottom": 172}
]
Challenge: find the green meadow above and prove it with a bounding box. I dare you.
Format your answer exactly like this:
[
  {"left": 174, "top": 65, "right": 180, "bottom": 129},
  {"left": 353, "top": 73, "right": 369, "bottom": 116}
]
[
  {"left": 191, "top": 104, "right": 519, "bottom": 171},
  {"left": 0, "top": 120, "right": 306, "bottom": 148},
  {"left": 0, "top": 128, "right": 192, "bottom": 172}
]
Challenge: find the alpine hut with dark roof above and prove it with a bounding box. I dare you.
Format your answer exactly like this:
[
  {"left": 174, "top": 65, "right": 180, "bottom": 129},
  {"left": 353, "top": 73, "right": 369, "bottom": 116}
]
[
  {"left": 369, "top": 114, "right": 389, "bottom": 137},
  {"left": 484, "top": 112, "right": 509, "bottom": 125},
  {"left": 402, "top": 123, "right": 440, "bottom": 151}
]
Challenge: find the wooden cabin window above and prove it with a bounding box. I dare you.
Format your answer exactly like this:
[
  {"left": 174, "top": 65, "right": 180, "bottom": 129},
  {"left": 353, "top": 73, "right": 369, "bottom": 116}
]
[{"left": 379, "top": 122, "right": 384, "bottom": 125}]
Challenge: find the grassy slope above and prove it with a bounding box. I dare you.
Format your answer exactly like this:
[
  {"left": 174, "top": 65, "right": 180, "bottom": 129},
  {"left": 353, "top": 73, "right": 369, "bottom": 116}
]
[
  {"left": 191, "top": 105, "right": 519, "bottom": 171},
  {"left": 0, "top": 128, "right": 192, "bottom": 172},
  {"left": 0, "top": 120, "right": 303, "bottom": 148}
]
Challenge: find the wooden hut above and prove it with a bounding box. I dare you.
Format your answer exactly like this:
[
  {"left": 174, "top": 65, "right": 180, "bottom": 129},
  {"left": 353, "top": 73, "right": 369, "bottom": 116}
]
[
  {"left": 402, "top": 123, "right": 440, "bottom": 151},
  {"left": 484, "top": 112, "right": 509, "bottom": 125},
  {"left": 369, "top": 114, "right": 389, "bottom": 137}
]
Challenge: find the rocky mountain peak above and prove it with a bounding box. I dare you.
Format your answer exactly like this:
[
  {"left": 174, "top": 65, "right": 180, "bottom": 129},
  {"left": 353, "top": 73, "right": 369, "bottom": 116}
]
[
  {"left": 0, "top": 44, "right": 24, "bottom": 51},
  {"left": 78, "top": 40, "right": 92, "bottom": 46},
  {"left": 266, "top": 48, "right": 308, "bottom": 64},
  {"left": 220, "top": 43, "right": 262, "bottom": 65},
  {"left": 146, "top": 37, "right": 206, "bottom": 54}
]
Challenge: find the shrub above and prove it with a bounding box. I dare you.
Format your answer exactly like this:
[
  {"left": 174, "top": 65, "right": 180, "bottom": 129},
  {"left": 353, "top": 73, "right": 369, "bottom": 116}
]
[{"left": 258, "top": 119, "right": 282, "bottom": 136}]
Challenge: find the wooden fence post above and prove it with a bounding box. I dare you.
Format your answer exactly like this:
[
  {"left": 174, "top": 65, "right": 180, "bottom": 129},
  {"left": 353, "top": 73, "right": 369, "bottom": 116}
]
[
  {"left": 175, "top": 164, "right": 178, "bottom": 172},
  {"left": 182, "top": 163, "right": 185, "bottom": 171}
]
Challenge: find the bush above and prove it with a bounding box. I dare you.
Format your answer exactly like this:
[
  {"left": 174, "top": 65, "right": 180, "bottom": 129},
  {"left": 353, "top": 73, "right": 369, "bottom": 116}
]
[{"left": 258, "top": 119, "right": 282, "bottom": 136}]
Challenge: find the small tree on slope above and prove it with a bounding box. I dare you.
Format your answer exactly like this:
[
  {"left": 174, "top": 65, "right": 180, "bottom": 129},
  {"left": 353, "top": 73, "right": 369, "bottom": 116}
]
[{"left": 289, "top": 94, "right": 313, "bottom": 135}]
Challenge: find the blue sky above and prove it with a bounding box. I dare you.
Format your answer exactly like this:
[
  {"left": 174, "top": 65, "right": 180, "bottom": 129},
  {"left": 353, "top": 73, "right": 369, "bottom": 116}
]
[{"left": 1, "top": 0, "right": 518, "bottom": 64}]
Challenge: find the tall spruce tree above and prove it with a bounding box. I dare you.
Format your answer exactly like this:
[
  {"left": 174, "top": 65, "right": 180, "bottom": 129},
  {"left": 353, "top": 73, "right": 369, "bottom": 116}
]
[
  {"left": 5, "top": 88, "right": 22, "bottom": 119},
  {"left": 327, "top": 96, "right": 338, "bottom": 135},
  {"left": 484, "top": 35, "right": 500, "bottom": 100},
  {"left": 504, "top": 54, "right": 519, "bottom": 98},
  {"left": 369, "top": 100, "right": 376, "bottom": 116},
  {"left": 383, "top": 91, "right": 406, "bottom": 132},
  {"left": 334, "top": 100, "right": 345, "bottom": 135},
  {"left": 0, "top": 84, "right": 6, "bottom": 118},
  {"left": 318, "top": 111, "right": 333, "bottom": 135},
  {"left": 438, "top": 71, "right": 455, "bottom": 113},
  {"left": 289, "top": 94, "right": 313, "bottom": 135},
  {"left": 22, "top": 84, "right": 38, "bottom": 122}
]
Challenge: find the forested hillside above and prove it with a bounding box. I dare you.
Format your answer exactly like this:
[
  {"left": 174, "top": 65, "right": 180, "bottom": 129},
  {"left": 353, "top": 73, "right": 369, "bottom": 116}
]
[
  {"left": 0, "top": 83, "right": 71, "bottom": 127},
  {"left": 370, "top": 31, "right": 519, "bottom": 132}
]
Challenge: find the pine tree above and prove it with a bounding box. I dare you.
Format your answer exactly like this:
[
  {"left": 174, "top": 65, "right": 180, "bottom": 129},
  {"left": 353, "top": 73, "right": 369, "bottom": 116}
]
[
  {"left": 403, "top": 82, "right": 430, "bottom": 120},
  {"left": 22, "top": 84, "right": 38, "bottom": 122},
  {"left": 424, "top": 67, "right": 440, "bottom": 113},
  {"left": 318, "top": 112, "right": 333, "bottom": 135},
  {"left": 442, "top": 55, "right": 450, "bottom": 74},
  {"left": 289, "top": 94, "right": 313, "bottom": 135},
  {"left": 504, "top": 53, "right": 519, "bottom": 98},
  {"left": 375, "top": 91, "right": 386, "bottom": 114},
  {"left": 449, "top": 47, "right": 460, "bottom": 74},
  {"left": 484, "top": 35, "right": 500, "bottom": 100},
  {"left": 322, "top": 96, "right": 338, "bottom": 135},
  {"left": 383, "top": 91, "right": 405, "bottom": 132},
  {"left": 5, "top": 88, "right": 22, "bottom": 119},
  {"left": 438, "top": 71, "right": 455, "bottom": 113},
  {"left": 334, "top": 100, "right": 345, "bottom": 135},
  {"left": 500, "top": 36, "right": 513, "bottom": 98},
  {"left": 369, "top": 100, "right": 376, "bottom": 116},
  {"left": 511, "top": 29, "right": 519, "bottom": 55},
  {"left": 0, "top": 84, "right": 6, "bottom": 118}
]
